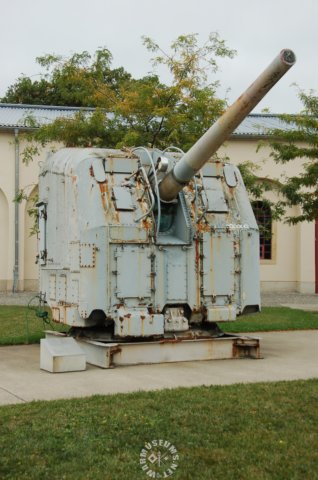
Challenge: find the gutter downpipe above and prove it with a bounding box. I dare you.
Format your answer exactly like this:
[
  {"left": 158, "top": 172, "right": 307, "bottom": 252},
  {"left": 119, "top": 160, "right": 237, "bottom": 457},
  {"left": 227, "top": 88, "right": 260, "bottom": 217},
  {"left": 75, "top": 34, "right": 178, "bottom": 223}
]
[{"left": 13, "top": 128, "right": 19, "bottom": 292}]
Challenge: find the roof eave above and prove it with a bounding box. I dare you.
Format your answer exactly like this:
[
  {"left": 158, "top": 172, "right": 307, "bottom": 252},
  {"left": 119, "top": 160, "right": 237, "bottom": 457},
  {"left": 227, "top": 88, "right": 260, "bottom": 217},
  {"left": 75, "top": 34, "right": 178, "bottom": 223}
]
[{"left": 0, "top": 125, "right": 38, "bottom": 133}]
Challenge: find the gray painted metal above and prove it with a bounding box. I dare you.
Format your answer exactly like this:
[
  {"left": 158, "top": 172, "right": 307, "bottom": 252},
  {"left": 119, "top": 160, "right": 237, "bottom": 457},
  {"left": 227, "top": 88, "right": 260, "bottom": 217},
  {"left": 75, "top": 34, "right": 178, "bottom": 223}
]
[
  {"left": 37, "top": 50, "right": 295, "bottom": 350},
  {"left": 202, "top": 232, "right": 234, "bottom": 296},
  {"left": 78, "top": 335, "right": 260, "bottom": 368},
  {"left": 223, "top": 164, "right": 237, "bottom": 188},
  {"left": 38, "top": 148, "right": 260, "bottom": 335},
  {"left": 112, "top": 186, "right": 134, "bottom": 211},
  {"left": 202, "top": 177, "right": 229, "bottom": 213}
]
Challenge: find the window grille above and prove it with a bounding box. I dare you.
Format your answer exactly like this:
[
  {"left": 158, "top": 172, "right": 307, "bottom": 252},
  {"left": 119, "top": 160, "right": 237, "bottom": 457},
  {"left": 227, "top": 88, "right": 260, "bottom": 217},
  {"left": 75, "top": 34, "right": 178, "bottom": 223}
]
[{"left": 252, "top": 201, "right": 272, "bottom": 260}]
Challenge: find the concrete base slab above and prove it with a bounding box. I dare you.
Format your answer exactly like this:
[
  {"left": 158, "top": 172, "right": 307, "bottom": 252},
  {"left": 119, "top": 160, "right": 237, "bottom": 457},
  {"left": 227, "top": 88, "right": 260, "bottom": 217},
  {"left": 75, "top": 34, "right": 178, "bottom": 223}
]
[
  {"left": 40, "top": 337, "right": 86, "bottom": 373},
  {"left": 0, "top": 330, "right": 318, "bottom": 405}
]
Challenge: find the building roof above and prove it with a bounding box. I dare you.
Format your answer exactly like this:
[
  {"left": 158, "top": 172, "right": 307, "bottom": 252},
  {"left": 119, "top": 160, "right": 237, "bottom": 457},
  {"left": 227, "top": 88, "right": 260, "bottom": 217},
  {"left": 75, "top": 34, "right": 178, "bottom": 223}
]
[
  {"left": 0, "top": 103, "right": 95, "bottom": 130},
  {"left": 0, "top": 103, "right": 292, "bottom": 137},
  {"left": 233, "top": 114, "right": 292, "bottom": 137}
]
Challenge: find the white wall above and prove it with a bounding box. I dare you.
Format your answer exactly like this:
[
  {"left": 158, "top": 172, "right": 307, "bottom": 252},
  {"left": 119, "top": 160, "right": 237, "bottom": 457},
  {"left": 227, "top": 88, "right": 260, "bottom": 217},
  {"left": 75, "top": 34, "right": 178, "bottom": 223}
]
[{"left": 0, "top": 188, "right": 9, "bottom": 290}]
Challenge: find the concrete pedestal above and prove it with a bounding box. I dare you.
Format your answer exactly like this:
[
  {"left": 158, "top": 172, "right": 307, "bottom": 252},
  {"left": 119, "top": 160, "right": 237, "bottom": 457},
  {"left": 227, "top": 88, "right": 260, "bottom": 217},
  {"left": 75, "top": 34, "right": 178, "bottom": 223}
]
[{"left": 40, "top": 337, "right": 86, "bottom": 373}]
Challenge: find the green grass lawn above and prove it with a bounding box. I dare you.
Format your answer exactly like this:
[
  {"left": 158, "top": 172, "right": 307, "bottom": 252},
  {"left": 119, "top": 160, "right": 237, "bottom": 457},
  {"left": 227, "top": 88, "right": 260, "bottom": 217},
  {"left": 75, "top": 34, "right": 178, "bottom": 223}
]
[
  {"left": 0, "top": 305, "right": 69, "bottom": 345},
  {"left": 0, "top": 379, "right": 318, "bottom": 479},
  {"left": 0, "top": 305, "right": 317, "bottom": 345},
  {"left": 222, "top": 306, "right": 318, "bottom": 333}
]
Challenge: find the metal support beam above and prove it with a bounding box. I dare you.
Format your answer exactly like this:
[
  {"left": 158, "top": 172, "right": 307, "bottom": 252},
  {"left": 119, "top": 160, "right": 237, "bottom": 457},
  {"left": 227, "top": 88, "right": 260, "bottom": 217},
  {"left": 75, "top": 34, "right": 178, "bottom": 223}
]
[{"left": 77, "top": 335, "right": 261, "bottom": 369}]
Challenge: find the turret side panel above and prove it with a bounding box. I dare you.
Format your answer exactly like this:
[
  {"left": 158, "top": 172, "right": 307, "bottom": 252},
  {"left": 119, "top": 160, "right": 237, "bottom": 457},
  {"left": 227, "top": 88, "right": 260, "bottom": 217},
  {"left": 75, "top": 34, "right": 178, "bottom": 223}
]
[
  {"left": 115, "top": 245, "right": 151, "bottom": 299},
  {"left": 240, "top": 230, "right": 261, "bottom": 311},
  {"left": 202, "top": 232, "right": 235, "bottom": 296},
  {"left": 165, "top": 248, "right": 188, "bottom": 302}
]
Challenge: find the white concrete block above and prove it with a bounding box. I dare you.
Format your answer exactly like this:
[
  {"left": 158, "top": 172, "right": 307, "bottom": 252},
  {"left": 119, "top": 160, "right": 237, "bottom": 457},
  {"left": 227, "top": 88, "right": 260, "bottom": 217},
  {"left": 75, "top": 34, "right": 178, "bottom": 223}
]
[{"left": 40, "top": 337, "right": 86, "bottom": 373}]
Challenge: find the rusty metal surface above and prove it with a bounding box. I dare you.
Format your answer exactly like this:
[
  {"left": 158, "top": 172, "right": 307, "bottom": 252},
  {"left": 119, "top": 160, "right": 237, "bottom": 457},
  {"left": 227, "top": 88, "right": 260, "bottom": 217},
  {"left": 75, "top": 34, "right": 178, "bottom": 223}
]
[
  {"left": 36, "top": 49, "right": 296, "bottom": 344},
  {"left": 77, "top": 334, "right": 260, "bottom": 368},
  {"left": 38, "top": 147, "right": 261, "bottom": 332}
]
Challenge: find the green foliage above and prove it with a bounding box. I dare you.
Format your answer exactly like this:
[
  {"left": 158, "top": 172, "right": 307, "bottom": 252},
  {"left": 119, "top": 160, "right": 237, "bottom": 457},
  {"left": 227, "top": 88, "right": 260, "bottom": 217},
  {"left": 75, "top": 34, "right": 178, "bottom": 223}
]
[
  {"left": 142, "top": 32, "right": 236, "bottom": 88},
  {"left": 20, "top": 143, "right": 41, "bottom": 165},
  {"left": 267, "top": 89, "right": 318, "bottom": 223},
  {"left": 23, "top": 109, "right": 123, "bottom": 149},
  {"left": 2, "top": 48, "right": 130, "bottom": 107},
  {"left": 135, "top": 32, "right": 235, "bottom": 148},
  {"left": 238, "top": 161, "right": 271, "bottom": 198},
  {"left": 237, "top": 161, "right": 286, "bottom": 222},
  {"left": 2, "top": 33, "right": 236, "bottom": 155},
  {"left": 237, "top": 90, "right": 318, "bottom": 224},
  {"left": 3, "top": 37, "right": 316, "bottom": 224}
]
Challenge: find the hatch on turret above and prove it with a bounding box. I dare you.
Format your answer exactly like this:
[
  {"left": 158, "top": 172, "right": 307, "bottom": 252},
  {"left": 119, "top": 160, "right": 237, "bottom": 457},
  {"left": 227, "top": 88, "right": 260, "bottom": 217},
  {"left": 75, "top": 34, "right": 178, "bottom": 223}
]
[{"left": 202, "top": 177, "right": 229, "bottom": 213}]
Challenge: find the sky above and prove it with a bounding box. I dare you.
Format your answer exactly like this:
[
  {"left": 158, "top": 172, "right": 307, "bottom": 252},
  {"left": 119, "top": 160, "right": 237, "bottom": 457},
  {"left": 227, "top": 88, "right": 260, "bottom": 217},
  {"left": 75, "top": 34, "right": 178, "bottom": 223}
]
[{"left": 0, "top": 0, "right": 317, "bottom": 113}]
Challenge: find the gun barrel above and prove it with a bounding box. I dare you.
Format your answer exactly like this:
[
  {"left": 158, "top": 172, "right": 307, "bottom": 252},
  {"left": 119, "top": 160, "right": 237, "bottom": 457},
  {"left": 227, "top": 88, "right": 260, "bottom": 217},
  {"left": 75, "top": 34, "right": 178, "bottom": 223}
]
[{"left": 159, "top": 49, "right": 296, "bottom": 202}]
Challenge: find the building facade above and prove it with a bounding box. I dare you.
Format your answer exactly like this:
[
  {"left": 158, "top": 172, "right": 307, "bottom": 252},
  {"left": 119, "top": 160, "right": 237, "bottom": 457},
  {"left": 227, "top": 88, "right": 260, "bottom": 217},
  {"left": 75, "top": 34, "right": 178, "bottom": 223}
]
[{"left": 0, "top": 104, "right": 316, "bottom": 293}]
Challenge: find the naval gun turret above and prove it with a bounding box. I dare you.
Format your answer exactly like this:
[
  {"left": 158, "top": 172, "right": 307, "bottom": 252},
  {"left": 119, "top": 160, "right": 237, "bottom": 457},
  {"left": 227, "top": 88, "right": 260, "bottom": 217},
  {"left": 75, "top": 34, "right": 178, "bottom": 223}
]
[{"left": 38, "top": 50, "right": 295, "bottom": 348}]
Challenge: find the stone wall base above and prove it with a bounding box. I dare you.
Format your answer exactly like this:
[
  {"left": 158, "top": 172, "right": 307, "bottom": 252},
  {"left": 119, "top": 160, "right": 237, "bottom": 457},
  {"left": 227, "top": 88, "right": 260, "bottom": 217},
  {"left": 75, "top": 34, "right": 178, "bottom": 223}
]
[{"left": 260, "top": 281, "right": 315, "bottom": 294}]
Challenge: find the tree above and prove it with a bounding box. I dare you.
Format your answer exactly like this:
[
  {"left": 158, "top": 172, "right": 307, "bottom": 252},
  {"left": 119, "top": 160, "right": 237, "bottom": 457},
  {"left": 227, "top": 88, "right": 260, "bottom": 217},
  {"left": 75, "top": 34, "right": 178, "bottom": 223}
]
[
  {"left": 232, "top": 90, "right": 318, "bottom": 225},
  {"left": 267, "top": 89, "right": 318, "bottom": 223},
  {"left": 115, "top": 32, "right": 236, "bottom": 149},
  {"left": 1, "top": 48, "right": 131, "bottom": 107},
  {"left": 2, "top": 33, "right": 236, "bottom": 157}
]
